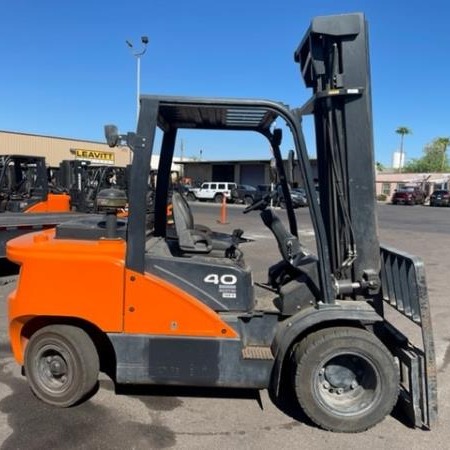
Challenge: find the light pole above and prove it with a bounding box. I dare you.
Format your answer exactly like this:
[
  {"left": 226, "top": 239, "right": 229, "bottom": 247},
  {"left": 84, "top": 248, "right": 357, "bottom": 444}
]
[{"left": 126, "top": 36, "right": 149, "bottom": 125}]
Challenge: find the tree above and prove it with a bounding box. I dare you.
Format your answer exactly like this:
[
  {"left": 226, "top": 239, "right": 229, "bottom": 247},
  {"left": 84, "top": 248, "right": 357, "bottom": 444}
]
[
  {"left": 435, "top": 137, "right": 450, "bottom": 172},
  {"left": 404, "top": 137, "right": 450, "bottom": 173},
  {"left": 376, "top": 161, "right": 384, "bottom": 172},
  {"left": 395, "top": 126, "right": 412, "bottom": 173}
]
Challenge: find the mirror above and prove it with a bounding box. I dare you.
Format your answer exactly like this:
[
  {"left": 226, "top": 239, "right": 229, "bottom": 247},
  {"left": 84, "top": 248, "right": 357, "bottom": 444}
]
[
  {"left": 273, "top": 128, "right": 282, "bottom": 146},
  {"left": 104, "top": 125, "right": 119, "bottom": 148}
]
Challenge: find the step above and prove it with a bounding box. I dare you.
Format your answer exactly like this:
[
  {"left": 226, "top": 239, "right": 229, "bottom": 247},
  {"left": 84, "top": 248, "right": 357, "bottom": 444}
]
[{"left": 242, "top": 346, "right": 274, "bottom": 360}]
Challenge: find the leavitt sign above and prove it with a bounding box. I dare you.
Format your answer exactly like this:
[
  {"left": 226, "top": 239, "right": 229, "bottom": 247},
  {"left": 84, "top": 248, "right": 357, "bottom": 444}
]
[{"left": 70, "top": 148, "right": 115, "bottom": 165}]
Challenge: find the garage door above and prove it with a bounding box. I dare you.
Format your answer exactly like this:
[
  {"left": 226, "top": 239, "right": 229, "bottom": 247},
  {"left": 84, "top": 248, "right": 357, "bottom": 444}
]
[{"left": 240, "top": 164, "right": 265, "bottom": 186}]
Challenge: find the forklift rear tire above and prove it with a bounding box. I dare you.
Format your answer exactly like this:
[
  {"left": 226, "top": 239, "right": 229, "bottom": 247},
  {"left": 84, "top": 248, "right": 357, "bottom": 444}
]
[
  {"left": 24, "top": 324, "right": 100, "bottom": 407},
  {"left": 293, "top": 327, "right": 399, "bottom": 433}
]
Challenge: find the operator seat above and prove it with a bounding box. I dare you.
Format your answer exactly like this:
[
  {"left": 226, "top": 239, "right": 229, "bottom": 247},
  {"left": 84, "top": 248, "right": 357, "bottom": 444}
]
[
  {"left": 171, "top": 192, "right": 213, "bottom": 253},
  {"left": 171, "top": 192, "right": 242, "bottom": 253},
  {"left": 171, "top": 191, "right": 212, "bottom": 235}
]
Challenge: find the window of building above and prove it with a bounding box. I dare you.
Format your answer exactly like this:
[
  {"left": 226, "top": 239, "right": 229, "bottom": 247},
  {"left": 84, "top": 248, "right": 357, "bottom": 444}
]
[{"left": 381, "top": 183, "right": 391, "bottom": 196}]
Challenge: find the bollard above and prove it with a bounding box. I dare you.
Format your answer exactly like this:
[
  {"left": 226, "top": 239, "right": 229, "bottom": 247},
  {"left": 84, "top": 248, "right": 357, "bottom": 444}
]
[{"left": 217, "top": 194, "right": 229, "bottom": 224}]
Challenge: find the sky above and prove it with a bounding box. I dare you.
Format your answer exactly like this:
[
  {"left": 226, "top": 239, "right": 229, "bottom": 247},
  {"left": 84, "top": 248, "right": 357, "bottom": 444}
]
[{"left": 0, "top": 0, "right": 449, "bottom": 167}]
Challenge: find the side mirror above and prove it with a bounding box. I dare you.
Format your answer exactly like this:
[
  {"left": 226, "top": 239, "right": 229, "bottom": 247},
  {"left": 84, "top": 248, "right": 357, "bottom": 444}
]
[
  {"left": 104, "top": 125, "right": 119, "bottom": 148},
  {"left": 273, "top": 128, "right": 282, "bottom": 146}
]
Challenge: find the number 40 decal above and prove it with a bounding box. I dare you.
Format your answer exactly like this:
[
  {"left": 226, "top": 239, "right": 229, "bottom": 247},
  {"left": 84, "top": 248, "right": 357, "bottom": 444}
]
[{"left": 204, "top": 274, "right": 237, "bottom": 285}]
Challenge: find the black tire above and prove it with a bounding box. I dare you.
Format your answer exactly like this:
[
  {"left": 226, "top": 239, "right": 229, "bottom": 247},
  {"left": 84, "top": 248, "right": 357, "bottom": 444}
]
[
  {"left": 244, "top": 195, "right": 253, "bottom": 206},
  {"left": 214, "top": 193, "right": 224, "bottom": 204},
  {"left": 293, "top": 327, "right": 399, "bottom": 433},
  {"left": 187, "top": 192, "right": 196, "bottom": 201},
  {"left": 24, "top": 325, "right": 100, "bottom": 407}
]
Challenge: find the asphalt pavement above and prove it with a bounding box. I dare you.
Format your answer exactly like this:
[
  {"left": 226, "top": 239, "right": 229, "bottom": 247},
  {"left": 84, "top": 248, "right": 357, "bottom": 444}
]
[{"left": 0, "top": 203, "right": 449, "bottom": 449}]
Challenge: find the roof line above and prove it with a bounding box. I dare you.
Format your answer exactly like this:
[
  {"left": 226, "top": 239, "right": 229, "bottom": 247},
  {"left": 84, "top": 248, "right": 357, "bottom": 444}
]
[{"left": 0, "top": 129, "right": 106, "bottom": 146}]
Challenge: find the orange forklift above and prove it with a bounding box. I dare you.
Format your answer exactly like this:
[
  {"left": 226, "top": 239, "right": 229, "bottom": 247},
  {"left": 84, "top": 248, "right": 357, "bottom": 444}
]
[
  {"left": 0, "top": 154, "right": 70, "bottom": 213},
  {"left": 6, "top": 13, "right": 436, "bottom": 432},
  {"left": 0, "top": 155, "right": 88, "bottom": 260}
]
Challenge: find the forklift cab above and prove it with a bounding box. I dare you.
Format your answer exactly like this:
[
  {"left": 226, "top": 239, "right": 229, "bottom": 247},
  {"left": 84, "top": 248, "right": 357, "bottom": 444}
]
[{"left": 105, "top": 97, "right": 332, "bottom": 314}]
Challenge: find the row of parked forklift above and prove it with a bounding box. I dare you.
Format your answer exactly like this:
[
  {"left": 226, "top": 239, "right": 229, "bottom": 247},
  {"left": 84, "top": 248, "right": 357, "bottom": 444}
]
[
  {"left": 0, "top": 154, "right": 128, "bottom": 214},
  {"left": 0, "top": 155, "right": 129, "bottom": 258}
]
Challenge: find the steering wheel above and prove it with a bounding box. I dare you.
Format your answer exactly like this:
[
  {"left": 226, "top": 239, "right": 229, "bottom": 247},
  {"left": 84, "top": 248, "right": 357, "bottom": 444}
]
[{"left": 243, "top": 190, "right": 277, "bottom": 214}]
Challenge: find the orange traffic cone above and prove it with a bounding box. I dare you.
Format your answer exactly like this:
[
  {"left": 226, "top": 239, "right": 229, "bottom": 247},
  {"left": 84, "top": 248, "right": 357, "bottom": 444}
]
[{"left": 217, "top": 194, "right": 229, "bottom": 224}]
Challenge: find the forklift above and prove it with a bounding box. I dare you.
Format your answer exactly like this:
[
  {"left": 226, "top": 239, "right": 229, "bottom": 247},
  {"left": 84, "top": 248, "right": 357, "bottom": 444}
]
[
  {"left": 6, "top": 13, "right": 436, "bottom": 432},
  {"left": 0, "top": 154, "right": 70, "bottom": 213},
  {"left": 56, "top": 159, "right": 129, "bottom": 213}
]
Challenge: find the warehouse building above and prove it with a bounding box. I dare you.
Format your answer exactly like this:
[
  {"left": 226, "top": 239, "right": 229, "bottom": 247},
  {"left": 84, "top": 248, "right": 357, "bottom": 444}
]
[
  {"left": 180, "top": 158, "right": 318, "bottom": 187},
  {"left": 0, "top": 130, "right": 131, "bottom": 167}
]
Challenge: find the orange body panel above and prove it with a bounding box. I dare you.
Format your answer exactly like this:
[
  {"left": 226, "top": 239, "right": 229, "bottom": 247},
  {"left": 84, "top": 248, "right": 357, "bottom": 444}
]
[
  {"left": 25, "top": 193, "right": 71, "bottom": 213},
  {"left": 7, "top": 229, "right": 126, "bottom": 363},
  {"left": 7, "top": 229, "right": 237, "bottom": 364},
  {"left": 124, "top": 269, "right": 238, "bottom": 338}
]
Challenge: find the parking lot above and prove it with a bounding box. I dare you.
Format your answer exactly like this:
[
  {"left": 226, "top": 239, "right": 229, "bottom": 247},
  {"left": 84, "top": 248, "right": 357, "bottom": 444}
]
[{"left": 0, "top": 203, "right": 449, "bottom": 449}]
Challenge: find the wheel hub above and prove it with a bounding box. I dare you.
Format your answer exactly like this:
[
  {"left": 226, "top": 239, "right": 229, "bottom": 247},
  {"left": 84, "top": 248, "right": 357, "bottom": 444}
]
[
  {"left": 47, "top": 355, "right": 67, "bottom": 377},
  {"left": 315, "top": 352, "right": 378, "bottom": 415},
  {"left": 320, "top": 356, "right": 360, "bottom": 392}
]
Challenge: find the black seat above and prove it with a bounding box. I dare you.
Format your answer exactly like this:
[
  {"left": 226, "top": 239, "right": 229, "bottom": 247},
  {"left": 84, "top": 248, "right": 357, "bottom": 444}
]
[
  {"left": 172, "top": 192, "right": 213, "bottom": 253},
  {"left": 171, "top": 192, "right": 241, "bottom": 253}
]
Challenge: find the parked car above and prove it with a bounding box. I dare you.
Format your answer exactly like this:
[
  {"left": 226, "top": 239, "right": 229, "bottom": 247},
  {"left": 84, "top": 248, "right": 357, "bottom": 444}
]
[
  {"left": 429, "top": 189, "right": 450, "bottom": 207},
  {"left": 187, "top": 182, "right": 237, "bottom": 203},
  {"left": 391, "top": 187, "right": 426, "bottom": 205},
  {"left": 291, "top": 187, "right": 308, "bottom": 207},
  {"left": 256, "top": 184, "right": 307, "bottom": 208},
  {"left": 231, "top": 184, "right": 262, "bottom": 205}
]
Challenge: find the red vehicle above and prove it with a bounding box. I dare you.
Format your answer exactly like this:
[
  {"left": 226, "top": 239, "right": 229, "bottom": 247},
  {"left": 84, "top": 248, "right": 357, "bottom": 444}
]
[{"left": 391, "top": 186, "right": 426, "bottom": 205}]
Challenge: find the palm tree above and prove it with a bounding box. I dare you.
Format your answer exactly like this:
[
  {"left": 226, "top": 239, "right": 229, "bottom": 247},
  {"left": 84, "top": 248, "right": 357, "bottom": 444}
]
[
  {"left": 436, "top": 137, "right": 450, "bottom": 172},
  {"left": 395, "top": 126, "right": 412, "bottom": 173}
]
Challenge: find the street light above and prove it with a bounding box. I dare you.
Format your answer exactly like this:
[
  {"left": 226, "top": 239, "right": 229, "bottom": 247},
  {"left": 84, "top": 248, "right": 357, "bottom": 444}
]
[{"left": 126, "top": 36, "right": 149, "bottom": 125}]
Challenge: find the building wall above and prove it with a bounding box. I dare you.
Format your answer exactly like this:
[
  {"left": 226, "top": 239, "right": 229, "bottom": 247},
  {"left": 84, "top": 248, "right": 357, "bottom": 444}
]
[
  {"left": 181, "top": 159, "right": 316, "bottom": 187},
  {"left": 376, "top": 172, "right": 450, "bottom": 200},
  {"left": 0, "top": 130, "right": 131, "bottom": 167}
]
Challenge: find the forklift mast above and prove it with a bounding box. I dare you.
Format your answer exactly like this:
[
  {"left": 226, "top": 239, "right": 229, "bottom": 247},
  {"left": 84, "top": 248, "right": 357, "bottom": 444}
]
[{"left": 295, "top": 13, "right": 379, "bottom": 288}]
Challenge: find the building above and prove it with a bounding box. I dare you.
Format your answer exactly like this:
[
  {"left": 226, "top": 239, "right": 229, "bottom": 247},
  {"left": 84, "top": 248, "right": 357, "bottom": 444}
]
[
  {"left": 376, "top": 171, "right": 450, "bottom": 200},
  {"left": 180, "top": 158, "right": 318, "bottom": 187},
  {"left": 9, "top": 129, "right": 443, "bottom": 200},
  {"left": 0, "top": 130, "right": 131, "bottom": 167},
  {"left": 0, "top": 130, "right": 182, "bottom": 172}
]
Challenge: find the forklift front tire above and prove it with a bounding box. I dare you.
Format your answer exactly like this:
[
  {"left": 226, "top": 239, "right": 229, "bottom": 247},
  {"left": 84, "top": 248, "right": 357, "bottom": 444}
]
[
  {"left": 293, "top": 327, "right": 399, "bottom": 433},
  {"left": 24, "top": 324, "right": 100, "bottom": 407}
]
